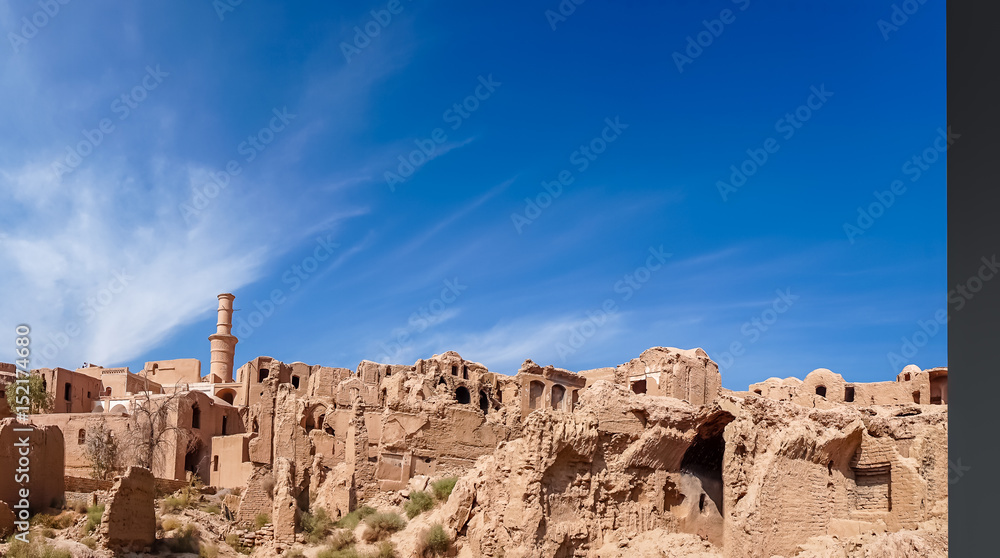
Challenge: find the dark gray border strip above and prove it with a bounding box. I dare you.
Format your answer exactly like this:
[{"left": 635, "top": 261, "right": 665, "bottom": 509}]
[{"left": 948, "top": 1, "right": 1000, "bottom": 555}]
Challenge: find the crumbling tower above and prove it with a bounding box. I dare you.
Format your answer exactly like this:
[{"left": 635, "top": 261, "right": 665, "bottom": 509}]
[{"left": 208, "top": 293, "right": 238, "bottom": 383}]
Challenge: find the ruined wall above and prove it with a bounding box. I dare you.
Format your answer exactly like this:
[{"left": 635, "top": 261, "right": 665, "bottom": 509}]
[
  {"left": 722, "top": 397, "right": 947, "bottom": 558},
  {"left": 750, "top": 365, "right": 949, "bottom": 408},
  {"left": 98, "top": 467, "right": 156, "bottom": 552},
  {"left": 0, "top": 419, "right": 65, "bottom": 512},
  {"left": 439, "top": 381, "right": 733, "bottom": 557},
  {"left": 616, "top": 347, "right": 722, "bottom": 405}
]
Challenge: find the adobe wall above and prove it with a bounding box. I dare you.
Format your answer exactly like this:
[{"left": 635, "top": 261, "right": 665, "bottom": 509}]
[
  {"left": 749, "top": 365, "right": 949, "bottom": 408},
  {"left": 617, "top": 346, "right": 722, "bottom": 405},
  {"left": 142, "top": 358, "right": 202, "bottom": 386},
  {"left": 0, "top": 419, "right": 65, "bottom": 512},
  {"left": 38, "top": 367, "right": 103, "bottom": 414},
  {"left": 211, "top": 433, "right": 254, "bottom": 489},
  {"left": 29, "top": 413, "right": 131, "bottom": 477}
]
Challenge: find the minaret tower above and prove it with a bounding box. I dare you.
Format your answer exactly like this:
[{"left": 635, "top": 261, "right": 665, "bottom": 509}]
[{"left": 208, "top": 293, "right": 238, "bottom": 383}]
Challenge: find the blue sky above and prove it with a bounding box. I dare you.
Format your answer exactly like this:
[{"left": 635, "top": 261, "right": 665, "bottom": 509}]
[{"left": 0, "top": 0, "right": 946, "bottom": 390}]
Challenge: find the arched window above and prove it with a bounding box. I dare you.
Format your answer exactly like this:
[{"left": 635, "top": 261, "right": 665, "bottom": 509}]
[
  {"left": 551, "top": 384, "right": 566, "bottom": 410},
  {"left": 528, "top": 381, "right": 544, "bottom": 410},
  {"left": 815, "top": 385, "right": 826, "bottom": 398},
  {"left": 456, "top": 386, "right": 471, "bottom": 404},
  {"left": 78, "top": 429, "right": 86, "bottom": 445},
  {"left": 191, "top": 404, "right": 201, "bottom": 429},
  {"left": 105, "top": 386, "right": 112, "bottom": 396}
]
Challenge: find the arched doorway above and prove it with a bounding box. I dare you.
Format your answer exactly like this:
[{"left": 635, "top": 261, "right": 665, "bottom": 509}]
[{"left": 216, "top": 389, "right": 236, "bottom": 405}]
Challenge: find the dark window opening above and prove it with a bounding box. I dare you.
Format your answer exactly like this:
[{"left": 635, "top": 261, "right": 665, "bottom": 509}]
[
  {"left": 105, "top": 387, "right": 111, "bottom": 396},
  {"left": 438, "top": 377, "right": 447, "bottom": 386},
  {"left": 930, "top": 376, "right": 946, "bottom": 405},
  {"left": 815, "top": 385, "right": 827, "bottom": 398},
  {"left": 64, "top": 382, "right": 72, "bottom": 401},
  {"left": 479, "top": 391, "right": 489, "bottom": 414},
  {"left": 845, "top": 386, "right": 855, "bottom": 402},
  {"left": 903, "top": 373, "right": 911, "bottom": 381},
  {"left": 456, "top": 386, "right": 471, "bottom": 404},
  {"left": 631, "top": 379, "right": 647, "bottom": 394},
  {"left": 221, "top": 416, "right": 228, "bottom": 435},
  {"left": 528, "top": 381, "right": 544, "bottom": 410},
  {"left": 291, "top": 375, "right": 300, "bottom": 389},
  {"left": 78, "top": 429, "right": 86, "bottom": 445},
  {"left": 258, "top": 368, "right": 269, "bottom": 382},
  {"left": 191, "top": 405, "right": 201, "bottom": 429},
  {"left": 462, "top": 365, "right": 468, "bottom": 380},
  {"left": 551, "top": 384, "right": 566, "bottom": 410},
  {"left": 424, "top": 457, "right": 432, "bottom": 464},
  {"left": 753, "top": 389, "right": 762, "bottom": 395},
  {"left": 497, "top": 390, "right": 503, "bottom": 403},
  {"left": 912, "top": 391, "right": 921, "bottom": 404},
  {"left": 451, "top": 365, "right": 457, "bottom": 376},
  {"left": 698, "top": 493, "right": 706, "bottom": 512},
  {"left": 213, "top": 456, "right": 219, "bottom": 471},
  {"left": 87, "top": 391, "right": 91, "bottom": 398}
]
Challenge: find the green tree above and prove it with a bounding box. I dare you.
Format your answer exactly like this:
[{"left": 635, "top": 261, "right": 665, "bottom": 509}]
[{"left": 5, "top": 373, "right": 53, "bottom": 415}]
